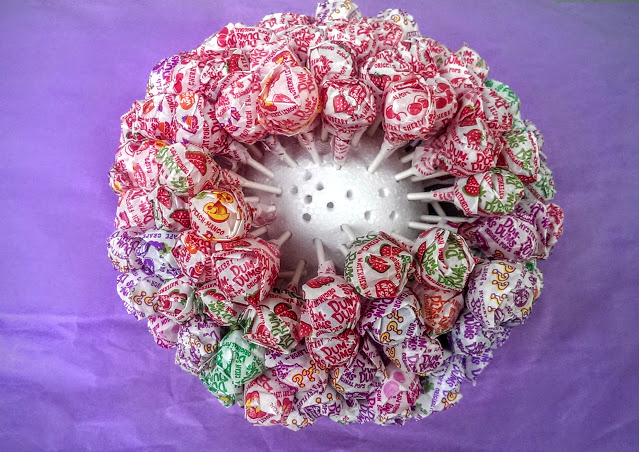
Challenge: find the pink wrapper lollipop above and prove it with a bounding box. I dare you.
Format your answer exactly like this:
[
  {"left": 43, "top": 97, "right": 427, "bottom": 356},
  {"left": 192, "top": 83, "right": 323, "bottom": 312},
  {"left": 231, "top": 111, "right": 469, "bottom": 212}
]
[
  {"left": 407, "top": 168, "right": 525, "bottom": 217},
  {"left": 458, "top": 201, "right": 564, "bottom": 262},
  {"left": 366, "top": 362, "right": 421, "bottom": 425},
  {"left": 321, "top": 79, "right": 377, "bottom": 168},
  {"left": 110, "top": 139, "right": 162, "bottom": 194},
  {"left": 307, "top": 41, "right": 356, "bottom": 87},
  {"left": 244, "top": 369, "right": 296, "bottom": 425},
  {"left": 368, "top": 77, "right": 438, "bottom": 173},
  {"left": 244, "top": 260, "right": 306, "bottom": 352},
  {"left": 411, "top": 226, "right": 476, "bottom": 291},
  {"left": 466, "top": 260, "right": 538, "bottom": 331},
  {"left": 157, "top": 275, "right": 198, "bottom": 323},
  {"left": 115, "top": 188, "right": 155, "bottom": 232},
  {"left": 341, "top": 227, "right": 413, "bottom": 299}
]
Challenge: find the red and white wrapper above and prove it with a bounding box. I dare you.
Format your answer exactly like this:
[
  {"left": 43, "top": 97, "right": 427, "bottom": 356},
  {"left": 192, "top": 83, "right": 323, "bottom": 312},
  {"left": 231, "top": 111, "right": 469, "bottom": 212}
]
[
  {"left": 438, "top": 48, "right": 484, "bottom": 100},
  {"left": 116, "top": 269, "right": 163, "bottom": 320},
  {"left": 257, "top": 63, "right": 320, "bottom": 136},
  {"left": 107, "top": 230, "right": 143, "bottom": 273},
  {"left": 411, "top": 281, "right": 464, "bottom": 337},
  {"left": 110, "top": 139, "right": 162, "bottom": 194},
  {"left": 175, "top": 315, "right": 223, "bottom": 375},
  {"left": 343, "top": 232, "right": 413, "bottom": 299},
  {"left": 149, "top": 186, "right": 190, "bottom": 232},
  {"left": 115, "top": 188, "right": 155, "bottom": 232},
  {"left": 325, "top": 20, "right": 376, "bottom": 66},
  {"left": 300, "top": 261, "right": 362, "bottom": 336},
  {"left": 315, "top": 0, "right": 362, "bottom": 24},
  {"left": 307, "top": 42, "right": 356, "bottom": 86},
  {"left": 284, "top": 25, "right": 325, "bottom": 65},
  {"left": 306, "top": 328, "right": 360, "bottom": 369},
  {"left": 258, "top": 13, "right": 312, "bottom": 36},
  {"left": 189, "top": 187, "right": 253, "bottom": 241},
  {"left": 466, "top": 260, "right": 538, "bottom": 331},
  {"left": 147, "top": 315, "right": 180, "bottom": 349},
  {"left": 156, "top": 142, "right": 240, "bottom": 197},
  {"left": 245, "top": 286, "right": 304, "bottom": 353},
  {"left": 358, "top": 288, "right": 425, "bottom": 345},
  {"left": 157, "top": 276, "right": 198, "bottom": 323},
  {"left": 383, "top": 334, "right": 444, "bottom": 376},
  {"left": 199, "top": 23, "right": 275, "bottom": 55},
  {"left": 361, "top": 17, "right": 404, "bottom": 53},
  {"left": 321, "top": 78, "right": 377, "bottom": 167},
  {"left": 196, "top": 279, "right": 239, "bottom": 326},
  {"left": 376, "top": 9, "right": 420, "bottom": 40},
  {"left": 244, "top": 369, "right": 296, "bottom": 425},
  {"left": 459, "top": 201, "right": 564, "bottom": 262}
]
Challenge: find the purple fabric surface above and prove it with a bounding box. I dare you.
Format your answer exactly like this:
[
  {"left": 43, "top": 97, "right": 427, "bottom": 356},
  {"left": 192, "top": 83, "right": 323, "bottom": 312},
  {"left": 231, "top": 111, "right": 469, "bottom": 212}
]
[{"left": 1, "top": 0, "right": 638, "bottom": 450}]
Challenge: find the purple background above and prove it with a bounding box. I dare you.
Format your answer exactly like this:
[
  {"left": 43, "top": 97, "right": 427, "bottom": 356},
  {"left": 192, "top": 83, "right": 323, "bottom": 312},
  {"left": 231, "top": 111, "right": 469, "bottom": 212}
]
[{"left": 1, "top": 0, "right": 638, "bottom": 450}]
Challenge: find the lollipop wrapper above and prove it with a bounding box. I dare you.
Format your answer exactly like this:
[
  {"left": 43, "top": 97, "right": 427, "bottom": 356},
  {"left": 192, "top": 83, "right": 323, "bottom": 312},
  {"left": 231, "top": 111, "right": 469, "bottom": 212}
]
[
  {"left": 265, "top": 343, "right": 328, "bottom": 391},
  {"left": 136, "top": 229, "right": 182, "bottom": 280},
  {"left": 111, "top": 139, "right": 161, "bottom": 193},
  {"left": 149, "top": 186, "right": 190, "bottom": 232},
  {"left": 413, "top": 353, "right": 464, "bottom": 419},
  {"left": 147, "top": 51, "right": 205, "bottom": 97},
  {"left": 215, "top": 329, "right": 266, "bottom": 386},
  {"left": 172, "top": 230, "right": 217, "bottom": 283},
  {"left": 157, "top": 276, "right": 198, "bottom": 323},
  {"left": 244, "top": 369, "right": 296, "bottom": 425},
  {"left": 330, "top": 336, "right": 385, "bottom": 398},
  {"left": 175, "top": 316, "right": 223, "bottom": 375},
  {"left": 216, "top": 71, "right": 267, "bottom": 144},
  {"left": 257, "top": 13, "right": 312, "bottom": 36},
  {"left": 438, "top": 50, "right": 483, "bottom": 99},
  {"left": 199, "top": 23, "right": 275, "bottom": 54},
  {"left": 482, "top": 86, "right": 514, "bottom": 135},
  {"left": 343, "top": 232, "right": 413, "bottom": 299},
  {"left": 306, "top": 328, "right": 360, "bottom": 369},
  {"left": 301, "top": 269, "right": 362, "bottom": 336},
  {"left": 483, "top": 78, "right": 520, "bottom": 117},
  {"left": 524, "top": 156, "right": 556, "bottom": 202},
  {"left": 466, "top": 260, "right": 538, "bottom": 330},
  {"left": 244, "top": 287, "right": 303, "bottom": 352},
  {"left": 383, "top": 334, "right": 444, "bottom": 376},
  {"left": 200, "top": 364, "right": 244, "bottom": 407},
  {"left": 197, "top": 279, "right": 241, "bottom": 326},
  {"left": 376, "top": 9, "right": 420, "bottom": 40},
  {"left": 107, "top": 230, "right": 143, "bottom": 273},
  {"left": 411, "top": 281, "right": 463, "bottom": 337},
  {"left": 147, "top": 315, "right": 180, "bottom": 349},
  {"left": 115, "top": 188, "right": 155, "bottom": 232},
  {"left": 449, "top": 309, "right": 508, "bottom": 357},
  {"left": 189, "top": 187, "right": 253, "bottom": 241},
  {"left": 498, "top": 129, "right": 539, "bottom": 183},
  {"left": 315, "top": 0, "right": 362, "bottom": 24},
  {"left": 369, "top": 363, "right": 421, "bottom": 423},
  {"left": 116, "top": 269, "right": 163, "bottom": 319},
  {"left": 325, "top": 21, "right": 376, "bottom": 66},
  {"left": 411, "top": 227, "right": 476, "bottom": 292},
  {"left": 458, "top": 201, "right": 564, "bottom": 262},
  {"left": 358, "top": 288, "right": 425, "bottom": 346},
  {"left": 383, "top": 78, "right": 438, "bottom": 145},
  {"left": 307, "top": 42, "right": 356, "bottom": 86},
  {"left": 257, "top": 63, "right": 320, "bottom": 136},
  {"left": 296, "top": 381, "right": 345, "bottom": 420}
]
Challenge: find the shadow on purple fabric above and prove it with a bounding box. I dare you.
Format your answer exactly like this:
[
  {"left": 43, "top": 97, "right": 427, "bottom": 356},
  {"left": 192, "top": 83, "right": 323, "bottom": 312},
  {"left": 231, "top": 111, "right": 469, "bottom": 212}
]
[{"left": 1, "top": 0, "right": 638, "bottom": 450}]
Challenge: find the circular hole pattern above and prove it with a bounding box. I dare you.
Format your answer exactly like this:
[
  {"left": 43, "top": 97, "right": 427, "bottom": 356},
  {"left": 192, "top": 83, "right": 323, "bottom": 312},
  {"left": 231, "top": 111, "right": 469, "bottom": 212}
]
[
  {"left": 364, "top": 211, "right": 372, "bottom": 221},
  {"left": 302, "top": 213, "right": 311, "bottom": 222},
  {"left": 389, "top": 211, "right": 398, "bottom": 220},
  {"left": 346, "top": 190, "right": 353, "bottom": 199},
  {"left": 378, "top": 187, "right": 390, "bottom": 198},
  {"left": 316, "top": 182, "right": 324, "bottom": 191},
  {"left": 303, "top": 170, "right": 312, "bottom": 181},
  {"left": 304, "top": 195, "right": 313, "bottom": 204},
  {"left": 290, "top": 186, "right": 298, "bottom": 195},
  {"left": 327, "top": 202, "right": 334, "bottom": 210}
]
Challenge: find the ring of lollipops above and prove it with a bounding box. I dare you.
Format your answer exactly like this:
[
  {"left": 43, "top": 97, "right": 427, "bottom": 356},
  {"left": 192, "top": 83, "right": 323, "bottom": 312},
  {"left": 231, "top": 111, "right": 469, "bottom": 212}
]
[{"left": 107, "top": 0, "right": 564, "bottom": 429}]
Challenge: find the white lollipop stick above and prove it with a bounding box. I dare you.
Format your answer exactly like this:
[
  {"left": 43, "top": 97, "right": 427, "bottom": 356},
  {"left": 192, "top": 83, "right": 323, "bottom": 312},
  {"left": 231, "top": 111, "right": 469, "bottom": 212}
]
[
  {"left": 314, "top": 238, "right": 326, "bottom": 265},
  {"left": 320, "top": 124, "right": 329, "bottom": 142},
  {"left": 296, "top": 133, "right": 321, "bottom": 165},
  {"left": 431, "top": 201, "right": 447, "bottom": 217},
  {"left": 368, "top": 140, "right": 406, "bottom": 174},
  {"left": 281, "top": 153, "right": 298, "bottom": 168},
  {"left": 290, "top": 259, "right": 306, "bottom": 289},
  {"left": 351, "top": 128, "right": 366, "bottom": 147},
  {"left": 246, "top": 157, "right": 275, "bottom": 179},
  {"left": 407, "top": 192, "right": 438, "bottom": 201},
  {"left": 400, "top": 150, "right": 417, "bottom": 164},
  {"left": 408, "top": 221, "right": 440, "bottom": 231},
  {"left": 238, "top": 176, "right": 283, "bottom": 195},
  {"left": 246, "top": 143, "right": 264, "bottom": 160},
  {"left": 272, "top": 230, "right": 292, "bottom": 247},
  {"left": 366, "top": 114, "right": 383, "bottom": 137},
  {"left": 411, "top": 170, "right": 449, "bottom": 182},
  {"left": 265, "top": 205, "right": 277, "bottom": 213},
  {"left": 244, "top": 196, "right": 260, "bottom": 204},
  {"left": 341, "top": 224, "right": 356, "bottom": 241},
  {"left": 395, "top": 167, "right": 418, "bottom": 182},
  {"left": 251, "top": 226, "right": 268, "bottom": 237},
  {"left": 420, "top": 214, "right": 468, "bottom": 223},
  {"left": 338, "top": 244, "right": 349, "bottom": 256}
]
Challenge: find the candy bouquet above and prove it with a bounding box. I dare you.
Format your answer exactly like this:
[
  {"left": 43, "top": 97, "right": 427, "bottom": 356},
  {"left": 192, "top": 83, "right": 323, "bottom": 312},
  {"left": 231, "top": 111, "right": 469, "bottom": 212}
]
[{"left": 107, "top": 0, "right": 564, "bottom": 429}]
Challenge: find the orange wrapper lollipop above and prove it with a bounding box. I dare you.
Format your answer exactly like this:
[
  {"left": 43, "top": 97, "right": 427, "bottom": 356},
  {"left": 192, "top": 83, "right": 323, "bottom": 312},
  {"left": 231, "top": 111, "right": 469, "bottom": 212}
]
[{"left": 321, "top": 79, "right": 377, "bottom": 169}]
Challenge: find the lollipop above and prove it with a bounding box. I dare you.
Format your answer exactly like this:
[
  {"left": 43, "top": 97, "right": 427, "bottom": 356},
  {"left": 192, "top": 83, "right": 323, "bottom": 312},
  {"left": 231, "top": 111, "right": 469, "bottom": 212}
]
[
  {"left": 321, "top": 79, "right": 377, "bottom": 169},
  {"left": 341, "top": 226, "right": 413, "bottom": 299},
  {"left": 258, "top": 13, "right": 313, "bottom": 36},
  {"left": 114, "top": 188, "right": 155, "bottom": 232},
  {"left": 411, "top": 280, "right": 464, "bottom": 337},
  {"left": 458, "top": 201, "right": 565, "bottom": 262},
  {"left": 407, "top": 168, "right": 525, "bottom": 218},
  {"left": 135, "top": 228, "right": 182, "bottom": 279},
  {"left": 244, "top": 260, "right": 306, "bottom": 352},
  {"left": 156, "top": 275, "right": 198, "bottom": 323},
  {"left": 175, "top": 315, "right": 223, "bottom": 375},
  {"left": 116, "top": 269, "right": 163, "bottom": 320},
  {"left": 109, "top": 139, "right": 162, "bottom": 194},
  {"left": 368, "top": 77, "right": 438, "bottom": 173},
  {"left": 107, "top": 229, "right": 143, "bottom": 273},
  {"left": 466, "top": 260, "right": 538, "bottom": 331},
  {"left": 147, "top": 315, "right": 180, "bottom": 349},
  {"left": 244, "top": 369, "right": 296, "bottom": 425},
  {"left": 307, "top": 41, "right": 356, "bottom": 87},
  {"left": 315, "top": 0, "right": 362, "bottom": 24},
  {"left": 413, "top": 353, "right": 465, "bottom": 419}
]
